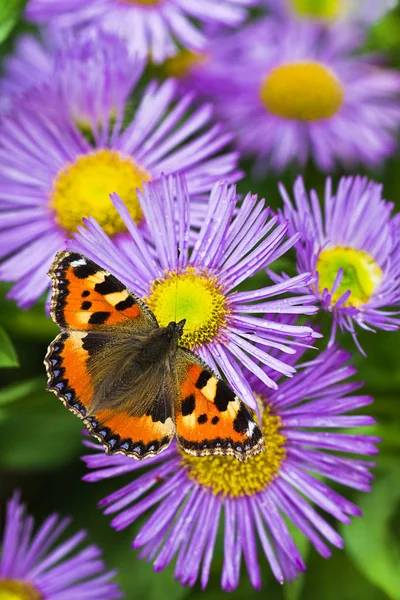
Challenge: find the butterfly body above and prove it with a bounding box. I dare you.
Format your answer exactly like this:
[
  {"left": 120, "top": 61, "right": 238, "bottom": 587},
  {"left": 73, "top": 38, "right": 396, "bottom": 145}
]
[{"left": 45, "top": 252, "right": 265, "bottom": 461}]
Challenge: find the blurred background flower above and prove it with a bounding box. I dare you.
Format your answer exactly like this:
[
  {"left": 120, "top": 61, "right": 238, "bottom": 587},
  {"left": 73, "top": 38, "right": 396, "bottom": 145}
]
[
  {"left": 264, "top": 0, "right": 397, "bottom": 26},
  {"left": 25, "top": 0, "right": 258, "bottom": 62},
  {"left": 0, "top": 31, "right": 241, "bottom": 308},
  {"left": 189, "top": 18, "right": 400, "bottom": 173},
  {"left": 0, "top": 492, "right": 122, "bottom": 599}
]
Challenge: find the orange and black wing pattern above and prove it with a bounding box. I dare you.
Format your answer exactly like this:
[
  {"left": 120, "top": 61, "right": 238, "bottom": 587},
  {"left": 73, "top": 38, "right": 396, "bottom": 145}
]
[
  {"left": 48, "top": 251, "right": 157, "bottom": 331},
  {"left": 84, "top": 389, "right": 175, "bottom": 459},
  {"left": 175, "top": 349, "right": 265, "bottom": 461}
]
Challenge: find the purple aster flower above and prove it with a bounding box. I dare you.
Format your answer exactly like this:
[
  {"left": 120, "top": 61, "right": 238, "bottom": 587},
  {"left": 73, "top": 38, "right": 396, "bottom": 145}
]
[
  {"left": 25, "top": 0, "right": 257, "bottom": 63},
  {"left": 0, "top": 36, "right": 241, "bottom": 309},
  {"left": 200, "top": 18, "right": 400, "bottom": 173},
  {"left": 0, "top": 29, "right": 143, "bottom": 124},
  {"left": 81, "top": 341, "right": 379, "bottom": 590},
  {"left": 0, "top": 492, "right": 122, "bottom": 599},
  {"left": 0, "top": 33, "right": 54, "bottom": 113},
  {"left": 264, "top": 0, "right": 396, "bottom": 25},
  {"left": 70, "top": 173, "right": 319, "bottom": 411},
  {"left": 278, "top": 176, "right": 400, "bottom": 348}
]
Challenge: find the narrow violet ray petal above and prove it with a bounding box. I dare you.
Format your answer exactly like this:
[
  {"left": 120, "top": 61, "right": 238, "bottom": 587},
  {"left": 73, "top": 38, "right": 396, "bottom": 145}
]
[
  {"left": 201, "top": 496, "right": 222, "bottom": 590},
  {"left": 250, "top": 499, "right": 284, "bottom": 583},
  {"left": 101, "top": 458, "right": 180, "bottom": 515}
]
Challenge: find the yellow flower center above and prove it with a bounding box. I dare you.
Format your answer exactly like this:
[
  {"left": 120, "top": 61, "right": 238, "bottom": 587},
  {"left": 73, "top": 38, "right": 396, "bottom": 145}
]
[
  {"left": 316, "top": 246, "right": 383, "bottom": 308},
  {"left": 290, "top": 0, "right": 343, "bottom": 19},
  {"left": 50, "top": 149, "right": 151, "bottom": 236},
  {"left": 163, "top": 50, "right": 207, "bottom": 78},
  {"left": 181, "top": 404, "right": 286, "bottom": 497},
  {"left": 260, "top": 61, "right": 344, "bottom": 121},
  {"left": 146, "top": 269, "right": 228, "bottom": 349},
  {"left": 0, "top": 580, "right": 42, "bottom": 600}
]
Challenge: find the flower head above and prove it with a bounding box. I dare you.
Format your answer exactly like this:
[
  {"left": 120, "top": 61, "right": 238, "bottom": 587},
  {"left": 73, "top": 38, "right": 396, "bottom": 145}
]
[
  {"left": 265, "top": 0, "right": 396, "bottom": 26},
  {"left": 70, "top": 173, "right": 319, "bottom": 412},
  {"left": 0, "top": 492, "right": 122, "bottom": 599},
  {"left": 82, "top": 342, "right": 379, "bottom": 590},
  {"left": 25, "top": 0, "right": 257, "bottom": 63},
  {"left": 0, "top": 29, "right": 142, "bottom": 124},
  {"left": 279, "top": 176, "right": 400, "bottom": 347},
  {"left": 200, "top": 18, "right": 400, "bottom": 172},
  {"left": 0, "top": 34, "right": 241, "bottom": 308}
]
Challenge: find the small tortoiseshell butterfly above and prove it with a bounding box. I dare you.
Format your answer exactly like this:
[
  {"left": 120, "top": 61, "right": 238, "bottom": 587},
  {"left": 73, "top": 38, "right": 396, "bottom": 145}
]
[{"left": 44, "top": 252, "right": 265, "bottom": 461}]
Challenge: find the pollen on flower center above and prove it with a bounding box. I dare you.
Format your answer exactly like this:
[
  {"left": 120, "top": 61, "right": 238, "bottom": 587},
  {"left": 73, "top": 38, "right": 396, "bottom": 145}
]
[
  {"left": 146, "top": 268, "right": 228, "bottom": 349},
  {"left": 316, "top": 246, "right": 383, "bottom": 307},
  {"left": 0, "top": 579, "right": 42, "bottom": 600},
  {"left": 260, "top": 60, "right": 344, "bottom": 121},
  {"left": 181, "top": 403, "right": 286, "bottom": 497},
  {"left": 290, "top": 0, "right": 343, "bottom": 19},
  {"left": 163, "top": 50, "right": 207, "bottom": 78},
  {"left": 50, "top": 149, "right": 151, "bottom": 236}
]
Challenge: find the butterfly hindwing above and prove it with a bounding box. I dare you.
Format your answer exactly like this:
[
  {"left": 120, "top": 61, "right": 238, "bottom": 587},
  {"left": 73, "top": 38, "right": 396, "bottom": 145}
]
[
  {"left": 175, "top": 348, "right": 265, "bottom": 461},
  {"left": 45, "top": 330, "right": 176, "bottom": 459},
  {"left": 45, "top": 330, "right": 95, "bottom": 418},
  {"left": 48, "top": 251, "right": 157, "bottom": 331},
  {"left": 85, "top": 405, "right": 175, "bottom": 460}
]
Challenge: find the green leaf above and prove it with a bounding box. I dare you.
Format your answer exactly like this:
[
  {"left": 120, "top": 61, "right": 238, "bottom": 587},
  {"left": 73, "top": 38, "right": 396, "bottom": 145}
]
[
  {"left": 0, "top": 380, "right": 82, "bottom": 470},
  {"left": 0, "top": 378, "right": 42, "bottom": 405},
  {"left": 0, "top": 0, "right": 25, "bottom": 44},
  {"left": 0, "top": 325, "right": 19, "bottom": 367},
  {"left": 342, "top": 461, "right": 400, "bottom": 599},
  {"left": 302, "top": 548, "right": 389, "bottom": 600}
]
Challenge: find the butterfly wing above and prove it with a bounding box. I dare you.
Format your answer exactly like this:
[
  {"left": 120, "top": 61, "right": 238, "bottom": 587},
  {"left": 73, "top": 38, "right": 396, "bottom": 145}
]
[
  {"left": 48, "top": 251, "right": 157, "bottom": 331},
  {"left": 84, "top": 382, "right": 176, "bottom": 459},
  {"left": 45, "top": 252, "right": 174, "bottom": 459},
  {"left": 174, "top": 348, "right": 265, "bottom": 462}
]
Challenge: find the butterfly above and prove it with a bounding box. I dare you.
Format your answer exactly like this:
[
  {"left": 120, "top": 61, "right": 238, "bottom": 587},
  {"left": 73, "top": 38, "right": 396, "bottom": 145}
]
[{"left": 44, "top": 252, "right": 265, "bottom": 462}]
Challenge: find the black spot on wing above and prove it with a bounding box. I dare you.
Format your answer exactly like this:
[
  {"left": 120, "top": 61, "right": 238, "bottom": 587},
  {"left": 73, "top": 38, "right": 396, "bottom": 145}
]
[
  {"left": 88, "top": 311, "right": 111, "bottom": 325},
  {"left": 196, "top": 370, "right": 212, "bottom": 389},
  {"left": 73, "top": 262, "right": 98, "bottom": 279},
  {"left": 212, "top": 416, "right": 219, "bottom": 425},
  {"left": 94, "top": 274, "right": 125, "bottom": 295},
  {"left": 214, "top": 380, "right": 235, "bottom": 412},
  {"left": 81, "top": 332, "right": 109, "bottom": 357},
  {"left": 197, "top": 414, "right": 207, "bottom": 424},
  {"left": 233, "top": 403, "right": 251, "bottom": 434},
  {"left": 115, "top": 296, "right": 135, "bottom": 311},
  {"left": 81, "top": 301, "right": 92, "bottom": 310},
  {"left": 81, "top": 290, "right": 90, "bottom": 298},
  {"left": 182, "top": 394, "right": 195, "bottom": 416}
]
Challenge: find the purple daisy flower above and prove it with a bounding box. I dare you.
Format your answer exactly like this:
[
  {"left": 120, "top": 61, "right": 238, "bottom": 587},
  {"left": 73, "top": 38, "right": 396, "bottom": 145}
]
[
  {"left": 25, "top": 0, "right": 257, "bottom": 63},
  {"left": 0, "top": 492, "right": 122, "bottom": 599},
  {"left": 279, "top": 176, "right": 400, "bottom": 347},
  {"left": 200, "top": 18, "right": 400, "bottom": 172},
  {"left": 81, "top": 341, "right": 379, "bottom": 590},
  {"left": 264, "top": 0, "right": 396, "bottom": 25},
  {"left": 70, "top": 173, "right": 319, "bottom": 411},
  {"left": 0, "top": 36, "right": 241, "bottom": 309},
  {"left": 0, "top": 29, "right": 141, "bottom": 121}
]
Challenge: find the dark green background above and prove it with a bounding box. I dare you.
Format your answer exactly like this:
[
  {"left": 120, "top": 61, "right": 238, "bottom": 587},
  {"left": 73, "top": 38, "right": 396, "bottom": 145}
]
[{"left": 1, "top": 3, "right": 400, "bottom": 598}]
